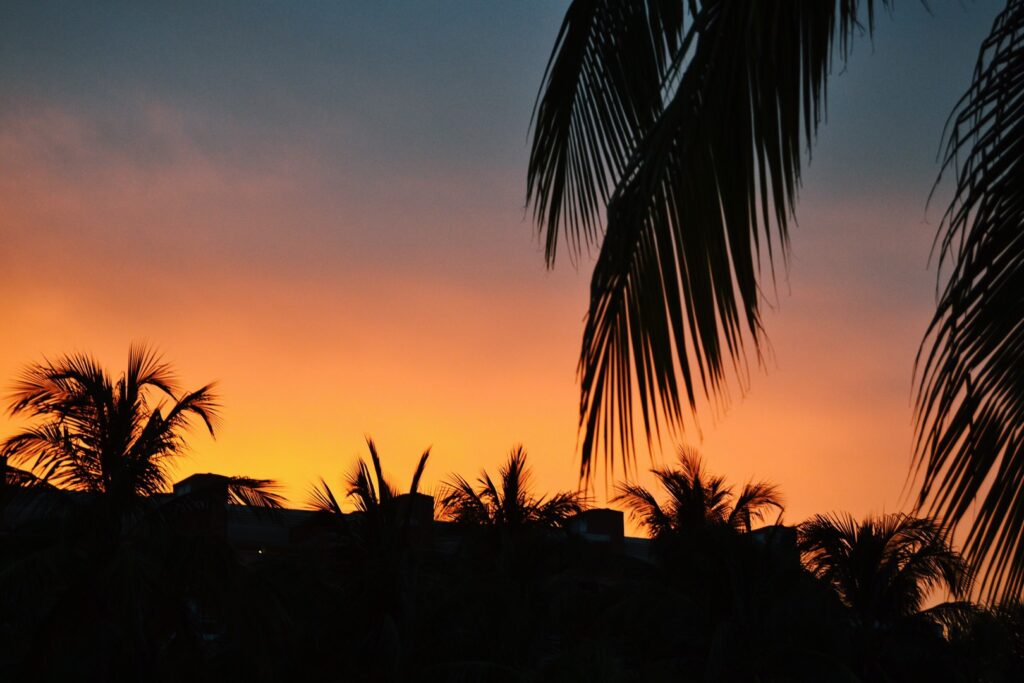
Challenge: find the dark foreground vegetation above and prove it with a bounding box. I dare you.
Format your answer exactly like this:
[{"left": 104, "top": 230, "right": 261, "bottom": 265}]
[{"left": 1, "top": 348, "right": 1023, "bottom": 682}]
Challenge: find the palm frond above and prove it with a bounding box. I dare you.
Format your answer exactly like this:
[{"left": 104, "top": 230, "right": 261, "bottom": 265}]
[
  {"left": 728, "top": 481, "right": 784, "bottom": 532},
  {"left": 914, "top": 0, "right": 1024, "bottom": 601},
  {"left": 917, "top": 600, "right": 982, "bottom": 638},
  {"left": 227, "top": 476, "right": 286, "bottom": 510},
  {"left": 613, "top": 481, "right": 673, "bottom": 537},
  {"left": 499, "top": 446, "right": 531, "bottom": 526},
  {"left": 528, "top": 0, "right": 686, "bottom": 263},
  {"left": 161, "top": 384, "right": 220, "bottom": 437},
  {"left": 364, "top": 437, "right": 396, "bottom": 505},
  {"left": 309, "top": 477, "right": 345, "bottom": 515},
  {"left": 532, "top": 1, "right": 886, "bottom": 477},
  {"left": 408, "top": 447, "right": 431, "bottom": 495},
  {"left": 346, "top": 459, "right": 380, "bottom": 515},
  {"left": 125, "top": 341, "right": 178, "bottom": 399},
  {"left": 535, "top": 491, "right": 587, "bottom": 529},
  {"left": 438, "top": 474, "right": 490, "bottom": 525}
]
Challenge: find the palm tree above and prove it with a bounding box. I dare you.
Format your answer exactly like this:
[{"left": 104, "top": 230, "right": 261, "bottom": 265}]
[
  {"left": 798, "top": 513, "right": 971, "bottom": 628},
  {"left": 438, "top": 445, "right": 585, "bottom": 533},
  {"left": 799, "top": 513, "right": 975, "bottom": 679},
  {"left": 309, "top": 437, "right": 431, "bottom": 547},
  {"left": 0, "top": 345, "right": 282, "bottom": 534},
  {"left": 0, "top": 346, "right": 285, "bottom": 679},
  {"left": 614, "top": 446, "right": 782, "bottom": 539},
  {"left": 306, "top": 438, "right": 432, "bottom": 680},
  {"left": 530, "top": 0, "right": 1024, "bottom": 599}
]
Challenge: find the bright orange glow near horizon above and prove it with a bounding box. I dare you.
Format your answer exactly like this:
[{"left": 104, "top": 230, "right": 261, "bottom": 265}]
[{"left": 0, "top": 2, "right": 1004, "bottom": 536}]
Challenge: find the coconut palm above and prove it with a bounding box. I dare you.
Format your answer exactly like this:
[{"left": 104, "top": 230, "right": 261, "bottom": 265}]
[
  {"left": 438, "top": 445, "right": 585, "bottom": 532},
  {"left": 798, "top": 513, "right": 972, "bottom": 628},
  {"left": 530, "top": 0, "right": 1024, "bottom": 600},
  {"left": 0, "top": 345, "right": 282, "bottom": 532},
  {"left": 614, "top": 446, "right": 782, "bottom": 538}
]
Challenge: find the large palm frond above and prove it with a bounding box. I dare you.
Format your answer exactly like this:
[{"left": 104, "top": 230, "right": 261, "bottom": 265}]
[
  {"left": 915, "top": 0, "right": 1024, "bottom": 601},
  {"left": 528, "top": 0, "right": 685, "bottom": 262},
  {"left": 530, "top": 1, "right": 887, "bottom": 476}
]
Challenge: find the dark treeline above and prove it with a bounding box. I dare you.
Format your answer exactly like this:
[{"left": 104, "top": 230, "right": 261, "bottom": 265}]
[{"left": 2, "top": 349, "right": 1024, "bottom": 682}]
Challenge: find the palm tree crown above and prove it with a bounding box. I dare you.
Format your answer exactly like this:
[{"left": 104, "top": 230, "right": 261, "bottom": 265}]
[
  {"left": 309, "top": 437, "right": 431, "bottom": 543},
  {"left": 438, "top": 446, "right": 585, "bottom": 531},
  {"left": 2, "top": 345, "right": 218, "bottom": 498},
  {"left": 0, "top": 345, "right": 282, "bottom": 513},
  {"left": 798, "top": 512, "right": 972, "bottom": 626},
  {"left": 614, "top": 446, "right": 782, "bottom": 538}
]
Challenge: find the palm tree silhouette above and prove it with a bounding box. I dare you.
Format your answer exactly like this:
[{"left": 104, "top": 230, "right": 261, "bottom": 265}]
[
  {"left": 530, "top": 0, "right": 1024, "bottom": 599},
  {"left": 309, "top": 436, "right": 431, "bottom": 547},
  {"left": 0, "top": 345, "right": 286, "bottom": 680},
  {"left": 305, "top": 438, "right": 433, "bottom": 680},
  {"left": 614, "top": 446, "right": 782, "bottom": 539},
  {"left": 799, "top": 513, "right": 971, "bottom": 627},
  {"left": 0, "top": 345, "right": 282, "bottom": 534},
  {"left": 438, "top": 445, "right": 585, "bottom": 533},
  {"left": 799, "top": 512, "right": 974, "bottom": 679}
]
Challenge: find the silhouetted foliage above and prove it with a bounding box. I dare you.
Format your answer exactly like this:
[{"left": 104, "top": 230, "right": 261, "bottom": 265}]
[
  {"left": 439, "top": 445, "right": 585, "bottom": 533},
  {"left": 0, "top": 348, "right": 285, "bottom": 682},
  {"left": 614, "top": 445, "right": 782, "bottom": 540},
  {"left": 799, "top": 512, "right": 974, "bottom": 681},
  {"left": 800, "top": 513, "right": 972, "bottom": 626},
  {"left": 302, "top": 438, "right": 435, "bottom": 680},
  {"left": 0, "top": 345, "right": 282, "bottom": 532},
  {"left": 528, "top": 0, "right": 893, "bottom": 476},
  {"left": 531, "top": 0, "right": 1024, "bottom": 608},
  {"left": 914, "top": 0, "right": 1024, "bottom": 602},
  {"left": 0, "top": 353, "right": 1019, "bottom": 681}
]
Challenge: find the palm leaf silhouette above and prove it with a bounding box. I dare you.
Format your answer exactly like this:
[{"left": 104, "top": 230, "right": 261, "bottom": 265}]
[
  {"left": 915, "top": 0, "right": 1024, "bottom": 600},
  {"left": 529, "top": 1, "right": 888, "bottom": 476}
]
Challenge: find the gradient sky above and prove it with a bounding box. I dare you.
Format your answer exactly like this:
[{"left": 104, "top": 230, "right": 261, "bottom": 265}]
[{"left": 0, "top": 1, "right": 1005, "bottom": 532}]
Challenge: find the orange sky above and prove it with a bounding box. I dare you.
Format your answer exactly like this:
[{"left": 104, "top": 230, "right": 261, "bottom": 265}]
[{"left": 0, "top": 1, "right": 1004, "bottom": 534}]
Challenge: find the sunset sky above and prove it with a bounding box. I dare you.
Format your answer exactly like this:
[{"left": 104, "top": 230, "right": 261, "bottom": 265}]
[{"left": 0, "top": 1, "right": 1004, "bottom": 532}]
